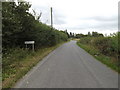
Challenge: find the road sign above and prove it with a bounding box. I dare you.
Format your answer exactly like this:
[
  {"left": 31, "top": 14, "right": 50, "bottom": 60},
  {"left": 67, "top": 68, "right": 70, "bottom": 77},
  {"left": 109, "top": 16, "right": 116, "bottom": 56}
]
[
  {"left": 25, "top": 41, "right": 35, "bottom": 44},
  {"left": 24, "top": 41, "right": 35, "bottom": 52}
]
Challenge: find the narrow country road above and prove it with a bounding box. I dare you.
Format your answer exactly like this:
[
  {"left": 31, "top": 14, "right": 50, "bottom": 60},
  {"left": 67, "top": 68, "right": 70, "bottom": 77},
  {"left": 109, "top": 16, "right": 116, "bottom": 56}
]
[{"left": 14, "top": 41, "right": 118, "bottom": 88}]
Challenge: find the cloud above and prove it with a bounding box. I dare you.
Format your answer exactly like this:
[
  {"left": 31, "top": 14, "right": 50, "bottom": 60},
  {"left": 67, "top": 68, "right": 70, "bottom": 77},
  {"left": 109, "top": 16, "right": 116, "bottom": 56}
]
[
  {"left": 86, "top": 16, "right": 118, "bottom": 30},
  {"left": 53, "top": 10, "right": 67, "bottom": 25},
  {"left": 28, "top": 0, "right": 119, "bottom": 35},
  {"left": 30, "top": 5, "right": 67, "bottom": 25},
  {"left": 93, "top": 21, "right": 117, "bottom": 30},
  {"left": 93, "top": 16, "right": 117, "bottom": 22},
  {"left": 82, "top": 15, "right": 117, "bottom": 22},
  {"left": 70, "top": 15, "right": 118, "bottom": 30}
]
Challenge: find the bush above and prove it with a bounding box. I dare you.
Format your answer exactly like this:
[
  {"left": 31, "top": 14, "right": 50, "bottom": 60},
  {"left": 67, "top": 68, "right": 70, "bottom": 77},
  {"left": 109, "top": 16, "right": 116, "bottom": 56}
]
[
  {"left": 2, "top": 48, "right": 30, "bottom": 69},
  {"left": 77, "top": 32, "right": 119, "bottom": 73},
  {"left": 2, "top": 2, "right": 68, "bottom": 49},
  {"left": 92, "top": 37, "right": 111, "bottom": 55},
  {"left": 79, "top": 37, "right": 93, "bottom": 44},
  {"left": 109, "top": 33, "right": 118, "bottom": 58},
  {"left": 79, "top": 32, "right": 119, "bottom": 58},
  {"left": 2, "top": 48, "right": 32, "bottom": 81}
]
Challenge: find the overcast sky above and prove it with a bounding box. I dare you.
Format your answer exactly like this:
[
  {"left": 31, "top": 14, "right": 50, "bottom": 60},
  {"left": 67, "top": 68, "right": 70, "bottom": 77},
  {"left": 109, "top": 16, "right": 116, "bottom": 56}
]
[{"left": 28, "top": 0, "right": 119, "bottom": 35}]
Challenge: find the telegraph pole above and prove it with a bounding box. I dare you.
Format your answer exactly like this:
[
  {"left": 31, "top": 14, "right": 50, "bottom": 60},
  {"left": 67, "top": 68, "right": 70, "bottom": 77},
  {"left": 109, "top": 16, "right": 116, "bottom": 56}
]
[{"left": 50, "top": 7, "right": 53, "bottom": 29}]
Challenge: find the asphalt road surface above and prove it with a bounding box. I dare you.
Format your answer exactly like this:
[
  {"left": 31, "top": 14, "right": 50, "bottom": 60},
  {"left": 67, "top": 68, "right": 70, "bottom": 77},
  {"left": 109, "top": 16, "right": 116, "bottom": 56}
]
[{"left": 15, "top": 41, "right": 118, "bottom": 88}]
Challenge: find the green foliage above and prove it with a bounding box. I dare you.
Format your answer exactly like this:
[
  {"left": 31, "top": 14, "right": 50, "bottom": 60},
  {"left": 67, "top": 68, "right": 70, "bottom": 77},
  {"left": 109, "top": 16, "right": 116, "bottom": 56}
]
[
  {"left": 77, "top": 32, "right": 119, "bottom": 72},
  {"left": 77, "top": 38, "right": 120, "bottom": 73},
  {"left": 92, "top": 31, "right": 104, "bottom": 37},
  {"left": 79, "top": 37, "right": 93, "bottom": 44},
  {"left": 78, "top": 33, "right": 119, "bottom": 58},
  {"left": 2, "top": 42, "right": 66, "bottom": 88},
  {"left": 2, "top": 1, "right": 68, "bottom": 49},
  {"left": 75, "top": 32, "right": 104, "bottom": 38},
  {"left": 75, "top": 34, "right": 85, "bottom": 38},
  {"left": 2, "top": 48, "right": 30, "bottom": 80},
  {"left": 110, "top": 33, "right": 119, "bottom": 53},
  {"left": 2, "top": 1, "right": 68, "bottom": 88},
  {"left": 92, "top": 37, "right": 111, "bottom": 55}
]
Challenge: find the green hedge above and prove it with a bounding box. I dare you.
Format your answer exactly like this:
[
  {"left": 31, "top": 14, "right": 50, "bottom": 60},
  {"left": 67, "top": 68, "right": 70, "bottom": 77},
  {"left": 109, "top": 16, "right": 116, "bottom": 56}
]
[
  {"left": 79, "top": 32, "right": 119, "bottom": 58},
  {"left": 2, "top": 2, "right": 68, "bottom": 49}
]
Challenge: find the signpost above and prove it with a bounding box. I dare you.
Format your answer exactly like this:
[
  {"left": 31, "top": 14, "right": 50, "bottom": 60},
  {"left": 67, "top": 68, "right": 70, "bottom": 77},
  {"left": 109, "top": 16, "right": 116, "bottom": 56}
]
[{"left": 24, "top": 41, "right": 35, "bottom": 52}]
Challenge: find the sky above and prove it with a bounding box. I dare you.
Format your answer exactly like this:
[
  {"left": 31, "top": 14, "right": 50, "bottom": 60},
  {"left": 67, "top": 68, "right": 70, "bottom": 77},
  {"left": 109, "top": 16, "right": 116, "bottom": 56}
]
[{"left": 27, "top": 0, "right": 119, "bottom": 35}]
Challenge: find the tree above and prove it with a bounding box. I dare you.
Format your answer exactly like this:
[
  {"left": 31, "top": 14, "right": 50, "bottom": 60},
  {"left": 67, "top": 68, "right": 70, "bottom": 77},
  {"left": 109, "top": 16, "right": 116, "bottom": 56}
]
[
  {"left": 2, "top": 1, "right": 36, "bottom": 47},
  {"left": 88, "top": 32, "right": 91, "bottom": 37},
  {"left": 65, "top": 29, "right": 70, "bottom": 38},
  {"left": 2, "top": 2, "right": 19, "bottom": 47},
  {"left": 32, "top": 9, "right": 42, "bottom": 21},
  {"left": 92, "top": 31, "right": 103, "bottom": 37},
  {"left": 75, "top": 34, "right": 85, "bottom": 38},
  {"left": 2, "top": 1, "right": 68, "bottom": 49}
]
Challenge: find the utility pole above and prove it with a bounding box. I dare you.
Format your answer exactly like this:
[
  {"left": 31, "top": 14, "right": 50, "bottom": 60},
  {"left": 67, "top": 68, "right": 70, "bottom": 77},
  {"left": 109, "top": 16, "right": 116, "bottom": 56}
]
[{"left": 50, "top": 7, "right": 53, "bottom": 29}]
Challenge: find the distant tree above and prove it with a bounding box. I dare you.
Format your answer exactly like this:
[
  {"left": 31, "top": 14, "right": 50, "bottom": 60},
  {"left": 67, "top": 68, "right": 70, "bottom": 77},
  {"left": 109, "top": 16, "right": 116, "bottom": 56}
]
[
  {"left": 75, "top": 34, "right": 85, "bottom": 38},
  {"left": 73, "top": 33, "right": 75, "bottom": 38},
  {"left": 70, "top": 32, "right": 72, "bottom": 38},
  {"left": 92, "top": 31, "right": 104, "bottom": 37},
  {"left": 65, "top": 29, "right": 70, "bottom": 38},
  {"left": 98, "top": 34, "right": 104, "bottom": 37},
  {"left": 88, "top": 32, "right": 91, "bottom": 37},
  {"left": 92, "top": 32, "right": 98, "bottom": 37}
]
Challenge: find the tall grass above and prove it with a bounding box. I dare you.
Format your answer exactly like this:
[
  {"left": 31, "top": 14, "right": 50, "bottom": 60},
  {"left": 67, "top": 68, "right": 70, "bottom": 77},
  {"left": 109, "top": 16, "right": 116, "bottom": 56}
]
[
  {"left": 2, "top": 41, "right": 66, "bottom": 88},
  {"left": 77, "top": 32, "right": 119, "bottom": 73}
]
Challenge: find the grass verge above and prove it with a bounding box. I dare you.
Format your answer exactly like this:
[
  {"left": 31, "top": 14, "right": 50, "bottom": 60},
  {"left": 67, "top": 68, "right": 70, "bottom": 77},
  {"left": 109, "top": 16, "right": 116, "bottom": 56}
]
[
  {"left": 77, "top": 42, "right": 119, "bottom": 73},
  {"left": 2, "top": 41, "right": 67, "bottom": 89}
]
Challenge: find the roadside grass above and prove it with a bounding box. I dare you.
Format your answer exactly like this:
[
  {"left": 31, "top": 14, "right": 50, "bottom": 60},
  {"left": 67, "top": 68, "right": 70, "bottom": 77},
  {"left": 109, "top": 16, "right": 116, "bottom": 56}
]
[
  {"left": 73, "top": 38, "right": 80, "bottom": 41},
  {"left": 2, "top": 41, "right": 67, "bottom": 88},
  {"left": 77, "top": 42, "right": 119, "bottom": 73}
]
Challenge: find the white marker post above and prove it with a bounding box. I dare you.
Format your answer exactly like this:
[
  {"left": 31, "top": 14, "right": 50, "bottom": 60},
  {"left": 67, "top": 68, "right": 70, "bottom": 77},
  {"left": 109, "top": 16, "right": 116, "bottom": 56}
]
[{"left": 24, "top": 41, "right": 35, "bottom": 52}]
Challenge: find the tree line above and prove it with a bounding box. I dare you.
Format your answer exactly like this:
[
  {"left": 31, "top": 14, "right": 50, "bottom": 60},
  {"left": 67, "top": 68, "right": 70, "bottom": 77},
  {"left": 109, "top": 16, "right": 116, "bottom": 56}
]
[
  {"left": 75, "top": 31, "right": 104, "bottom": 38},
  {"left": 2, "top": 1, "right": 69, "bottom": 51}
]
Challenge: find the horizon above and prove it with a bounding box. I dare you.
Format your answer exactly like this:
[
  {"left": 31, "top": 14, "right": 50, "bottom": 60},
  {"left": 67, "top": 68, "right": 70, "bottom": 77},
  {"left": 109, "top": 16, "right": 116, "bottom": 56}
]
[{"left": 27, "top": 0, "right": 118, "bottom": 35}]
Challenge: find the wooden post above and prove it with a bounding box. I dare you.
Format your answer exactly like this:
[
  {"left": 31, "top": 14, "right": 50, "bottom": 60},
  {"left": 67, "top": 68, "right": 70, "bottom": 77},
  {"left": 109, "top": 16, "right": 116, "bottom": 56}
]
[
  {"left": 32, "top": 44, "right": 34, "bottom": 52},
  {"left": 26, "top": 44, "right": 27, "bottom": 49}
]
